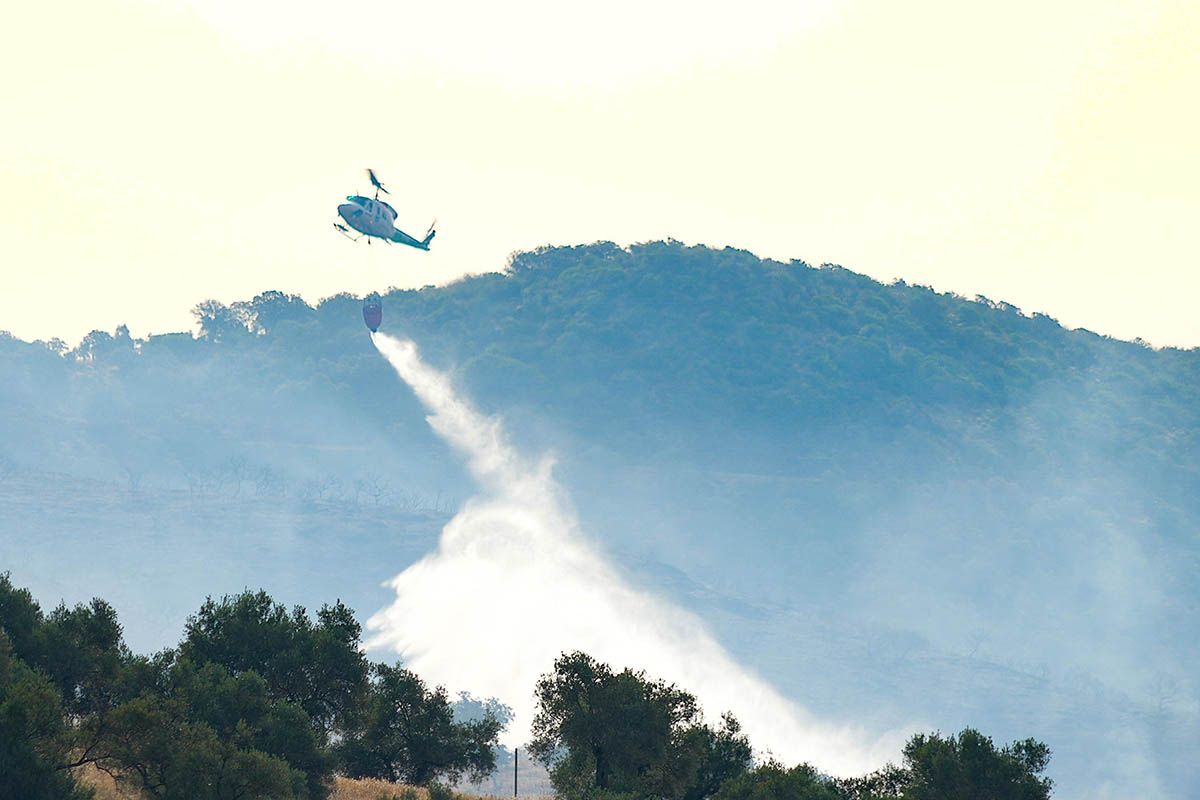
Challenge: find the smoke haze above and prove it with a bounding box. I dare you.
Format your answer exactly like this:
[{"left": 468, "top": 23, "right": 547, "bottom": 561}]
[{"left": 366, "top": 333, "right": 907, "bottom": 775}]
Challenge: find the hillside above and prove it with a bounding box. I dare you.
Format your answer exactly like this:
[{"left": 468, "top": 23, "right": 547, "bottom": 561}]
[
  {"left": 2, "top": 241, "right": 1198, "bottom": 798},
  {"left": 5, "top": 242, "right": 1197, "bottom": 496}
]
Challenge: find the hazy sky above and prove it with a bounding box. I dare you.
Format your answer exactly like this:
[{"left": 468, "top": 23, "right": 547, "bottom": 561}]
[{"left": 2, "top": 0, "right": 1197, "bottom": 346}]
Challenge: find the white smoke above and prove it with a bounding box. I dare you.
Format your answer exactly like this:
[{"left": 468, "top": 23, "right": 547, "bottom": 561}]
[{"left": 366, "top": 333, "right": 907, "bottom": 775}]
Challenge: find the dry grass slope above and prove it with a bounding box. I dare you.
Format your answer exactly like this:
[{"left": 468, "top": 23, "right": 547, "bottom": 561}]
[
  {"left": 330, "top": 777, "right": 433, "bottom": 800},
  {"left": 74, "top": 764, "right": 133, "bottom": 800},
  {"left": 73, "top": 764, "right": 551, "bottom": 800}
]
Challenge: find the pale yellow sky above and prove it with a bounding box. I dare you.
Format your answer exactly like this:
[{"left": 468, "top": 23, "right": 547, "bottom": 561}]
[{"left": 1, "top": 0, "right": 1196, "bottom": 345}]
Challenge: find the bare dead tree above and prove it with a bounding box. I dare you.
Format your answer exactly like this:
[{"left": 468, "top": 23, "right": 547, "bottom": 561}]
[{"left": 222, "top": 455, "right": 251, "bottom": 497}]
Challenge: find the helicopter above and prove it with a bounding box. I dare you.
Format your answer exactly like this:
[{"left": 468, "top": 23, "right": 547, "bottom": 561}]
[{"left": 334, "top": 169, "right": 436, "bottom": 250}]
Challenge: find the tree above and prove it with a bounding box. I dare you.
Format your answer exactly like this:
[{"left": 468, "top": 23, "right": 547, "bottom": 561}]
[
  {"left": 192, "top": 300, "right": 248, "bottom": 343},
  {"left": 901, "top": 729, "right": 1052, "bottom": 800},
  {"left": 92, "top": 659, "right": 324, "bottom": 800},
  {"left": 660, "top": 713, "right": 753, "bottom": 800},
  {"left": 73, "top": 325, "right": 137, "bottom": 365},
  {"left": 0, "top": 632, "right": 92, "bottom": 800},
  {"left": 337, "top": 662, "right": 502, "bottom": 786},
  {"left": 96, "top": 694, "right": 306, "bottom": 800},
  {"left": 38, "top": 598, "right": 129, "bottom": 716},
  {"left": 834, "top": 764, "right": 910, "bottom": 799},
  {"left": 180, "top": 590, "right": 369, "bottom": 733},
  {"left": 2, "top": 580, "right": 342, "bottom": 799},
  {"left": 528, "top": 651, "right": 751, "bottom": 800},
  {"left": 0, "top": 579, "right": 338, "bottom": 799},
  {"left": 0, "top": 573, "right": 137, "bottom": 779},
  {"left": 451, "top": 691, "right": 513, "bottom": 728},
  {"left": 236, "top": 291, "right": 313, "bottom": 335},
  {"left": 0, "top": 572, "right": 42, "bottom": 662},
  {"left": 713, "top": 762, "right": 842, "bottom": 800}
]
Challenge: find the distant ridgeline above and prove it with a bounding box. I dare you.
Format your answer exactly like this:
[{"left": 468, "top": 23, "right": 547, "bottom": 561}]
[{"left": 1, "top": 241, "right": 1196, "bottom": 495}]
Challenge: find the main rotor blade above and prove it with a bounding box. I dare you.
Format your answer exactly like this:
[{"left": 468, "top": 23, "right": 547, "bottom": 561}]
[{"left": 367, "top": 168, "right": 390, "bottom": 194}]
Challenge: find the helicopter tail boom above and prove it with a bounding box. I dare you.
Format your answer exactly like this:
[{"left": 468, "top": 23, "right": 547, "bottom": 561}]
[{"left": 389, "top": 223, "right": 436, "bottom": 250}]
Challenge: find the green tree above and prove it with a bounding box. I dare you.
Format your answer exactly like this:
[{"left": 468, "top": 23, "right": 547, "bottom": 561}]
[
  {"left": 713, "top": 762, "right": 842, "bottom": 800},
  {"left": 529, "top": 651, "right": 751, "bottom": 800},
  {"left": 180, "top": 590, "right": 369, "bottom": 733},
  {"left": 93, "top": 659, "right": 323, "bottom": 800},
  {"left": 0, "top": 573, "right": 132, "bottom": 718},
  {"left": 0, "top": 632, "right": 92, "bottom": 800},
  {"left": 97, "top": 694, "right": 305, "bottom": 800},
  {"left": 38, "top": 598, "right": 129, "bottom": 716},
  {"left": 0, "top": 572, "right": 42, "bottom": 659},
  {"left": 2, "top": 579, "right": 346, "bottom": 799},
  {"left": 833, "top": 764, "right": 910, "bottom": 799},
  {"left": 900, "top": 729, "right": 1052, "bottom": 800},
  {"left": 337, "top": 662, "right": 502, "bottom": 786},
  {"left": 659, "top": 713, "right": 753, "bottom": 800}
]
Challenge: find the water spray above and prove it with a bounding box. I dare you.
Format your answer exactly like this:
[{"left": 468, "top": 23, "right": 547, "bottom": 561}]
[{"left": 366, "top": 332, "right": 908, "bottom": 774}]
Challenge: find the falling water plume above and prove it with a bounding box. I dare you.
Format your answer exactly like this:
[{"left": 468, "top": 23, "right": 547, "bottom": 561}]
[{"left": 366, "top": 333, "right": 907, "bottom": 775}]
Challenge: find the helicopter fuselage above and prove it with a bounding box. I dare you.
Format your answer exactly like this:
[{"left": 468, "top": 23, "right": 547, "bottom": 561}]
[
  {"left": 337, "top": 196, "right": 397, "bottom": 239},
  {"left": 334, "top": 179, "right": 435, "bottom": 251}
]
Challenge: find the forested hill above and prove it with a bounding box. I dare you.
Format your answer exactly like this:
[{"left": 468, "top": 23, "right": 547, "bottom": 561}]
[
  {"left": 5, "top": 240, "right": 1194, "bottom": 486},
  {"left": 3, "top": 241, "right": 1199, "bottom": 796},
  {"left": 392, "top": 242, "right": 1199, "bottom": 479}
]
